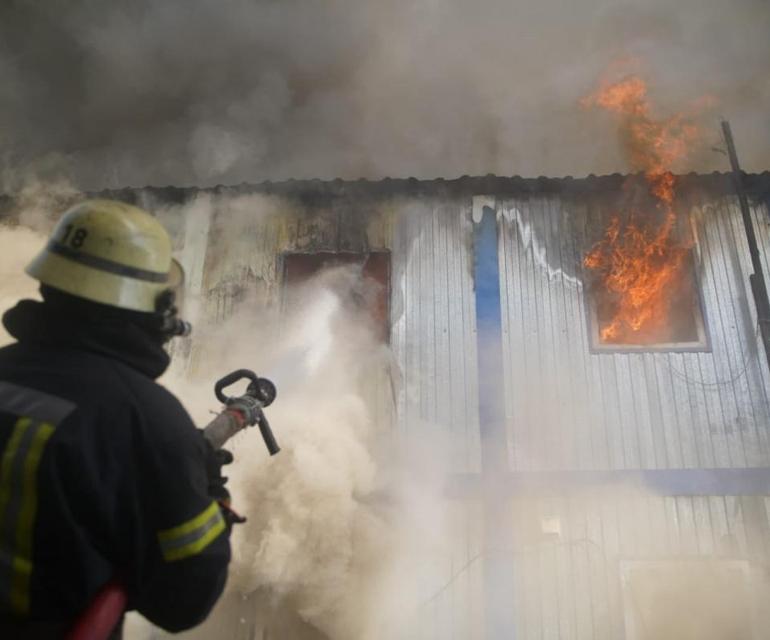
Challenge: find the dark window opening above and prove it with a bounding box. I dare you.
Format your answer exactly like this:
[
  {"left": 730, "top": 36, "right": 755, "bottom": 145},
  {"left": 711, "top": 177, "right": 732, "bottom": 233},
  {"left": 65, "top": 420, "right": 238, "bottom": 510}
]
[{"left": 282, "top": 251, "right": 391, "bottom": 343}]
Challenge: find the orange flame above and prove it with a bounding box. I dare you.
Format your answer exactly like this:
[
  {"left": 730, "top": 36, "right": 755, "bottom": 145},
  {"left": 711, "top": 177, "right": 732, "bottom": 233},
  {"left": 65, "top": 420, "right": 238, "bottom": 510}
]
[
  {"left": 584, "top": 212, "right": 689, "bottom": 342},
  {"left": 582, "top": 74, "right": 699, "bottom": 343}
]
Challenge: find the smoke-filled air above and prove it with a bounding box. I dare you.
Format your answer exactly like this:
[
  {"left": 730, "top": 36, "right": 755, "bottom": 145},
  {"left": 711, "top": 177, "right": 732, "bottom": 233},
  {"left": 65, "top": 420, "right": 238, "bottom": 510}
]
[
  {"left": 1, "top": 2, "right": 770, "bottom": 640},
  {"left": 1, "top": 0, "right": 769, "bottom": 191}
]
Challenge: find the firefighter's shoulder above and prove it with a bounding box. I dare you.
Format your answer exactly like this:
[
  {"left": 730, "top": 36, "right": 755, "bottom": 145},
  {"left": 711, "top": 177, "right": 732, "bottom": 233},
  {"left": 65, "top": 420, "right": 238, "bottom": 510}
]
[{"left": 104, "top": 360, "right": 198, "bottom": 443}]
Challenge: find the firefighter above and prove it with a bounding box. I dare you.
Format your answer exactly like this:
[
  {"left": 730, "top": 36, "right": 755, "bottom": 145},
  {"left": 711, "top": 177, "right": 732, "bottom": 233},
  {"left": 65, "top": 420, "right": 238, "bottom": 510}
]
[{"left": 0, "top": 200, "right": 257, "bottom": 637}]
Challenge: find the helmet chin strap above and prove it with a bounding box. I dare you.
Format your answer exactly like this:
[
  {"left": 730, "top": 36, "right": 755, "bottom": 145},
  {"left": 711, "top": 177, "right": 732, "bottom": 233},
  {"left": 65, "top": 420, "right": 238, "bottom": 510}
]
[{"left": 155, "top": 290, "right": 192, "bottom": 340}]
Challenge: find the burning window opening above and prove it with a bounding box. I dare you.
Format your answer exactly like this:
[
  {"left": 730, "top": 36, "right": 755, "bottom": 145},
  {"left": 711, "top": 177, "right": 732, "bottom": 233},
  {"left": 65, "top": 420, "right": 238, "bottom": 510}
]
[
  {"left": 584, "top": 204, "right": 709, "bottom": 352},
  {"left": 581, "top": 71, "right": 711, "bottom": 352},
  {"left": 282, "top": 251, "right": 391, "bottom": 343}
]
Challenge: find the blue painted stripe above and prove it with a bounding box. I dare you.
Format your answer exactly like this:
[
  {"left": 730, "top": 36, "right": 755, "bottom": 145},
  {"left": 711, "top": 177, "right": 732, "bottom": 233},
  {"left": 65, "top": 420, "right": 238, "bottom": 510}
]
[
  {"left": 445, "top": 468, "right": 770, "bottom": 498},
  {"left": 474, "top": 205, "right": 507, "bottom": 472},
  {"left": 474, "top": 204, "right": 516, "bottom": 639}
]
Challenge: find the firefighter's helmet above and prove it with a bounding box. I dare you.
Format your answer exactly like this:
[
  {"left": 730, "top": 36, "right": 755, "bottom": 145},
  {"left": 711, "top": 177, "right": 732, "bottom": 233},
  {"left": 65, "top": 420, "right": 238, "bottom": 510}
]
[{"left": 26, "top": 199, "right": 183, "bottom": 313}]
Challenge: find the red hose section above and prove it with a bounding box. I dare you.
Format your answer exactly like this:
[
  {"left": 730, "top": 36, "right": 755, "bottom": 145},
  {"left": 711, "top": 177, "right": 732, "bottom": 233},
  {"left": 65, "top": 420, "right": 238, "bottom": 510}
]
[{"left": 64, "top": 580, "right": 127, "bottom": 640}]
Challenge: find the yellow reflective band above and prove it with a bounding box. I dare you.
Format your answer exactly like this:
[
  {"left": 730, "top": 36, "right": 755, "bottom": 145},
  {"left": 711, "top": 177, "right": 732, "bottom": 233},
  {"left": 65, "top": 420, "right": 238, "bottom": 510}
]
[
  {"left": 157, "top": 501, "right": 225, "bottom": 562},
  {"left": 10, "top": 422, "right": 54, "bottom": 614},
  {"left": 0, "top": 418, "right": 55, "bottom": 615},
  {"left": 0, "top": 418, "right": 31, "bottom": 525}
]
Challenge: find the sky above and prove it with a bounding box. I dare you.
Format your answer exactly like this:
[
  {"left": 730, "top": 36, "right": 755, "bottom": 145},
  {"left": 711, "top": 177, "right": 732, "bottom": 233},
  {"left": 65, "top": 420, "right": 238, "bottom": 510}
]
[{"left": 0, "top": 0, "right": 768, "bottom": 190}]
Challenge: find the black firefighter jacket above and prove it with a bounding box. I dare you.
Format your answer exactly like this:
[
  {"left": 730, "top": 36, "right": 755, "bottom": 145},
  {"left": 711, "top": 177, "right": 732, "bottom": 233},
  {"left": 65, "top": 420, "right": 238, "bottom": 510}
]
[{"left": 0, "top": 297, "right": 231, "bottom": 634}]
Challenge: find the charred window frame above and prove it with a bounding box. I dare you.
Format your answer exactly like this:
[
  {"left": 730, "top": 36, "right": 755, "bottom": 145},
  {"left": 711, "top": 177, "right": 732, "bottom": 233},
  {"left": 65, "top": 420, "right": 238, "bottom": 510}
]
[
  {"left": 583, "top": 209, "right": 710, "bottom": 354},
  {"left": 281, "top": 251, "right": 391, "bottom": 343}
]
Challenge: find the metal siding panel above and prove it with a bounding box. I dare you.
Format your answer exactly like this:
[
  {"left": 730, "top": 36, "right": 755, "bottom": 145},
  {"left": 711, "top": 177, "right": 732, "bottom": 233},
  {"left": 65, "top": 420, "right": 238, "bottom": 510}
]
[
  {"left": 541, "top": 196, "right": 567, "bottom": 468},
  {"left": 500, "top": 202, "right": 523, "bottom": 470},
  {"left": 726, "top": 495, "right": 750, "bottom": 557},
  {"left": 638, "top": 356, "right": 664, "bottom": 468},
  {"left": 676, "top": 496, "right": 700, "bottom": 555},
  {"left": 503, "top": 200, "right": 538, "bottom": 471},
  {"left": 501, "top": 198, "right": 605, "bottom": 471},
  {"left": 523, "top": 524, "right": 544, "bottom": 640},
  {"left": 654, "top": 355, "right": 687, "bottom": 468},
  {"left": 600, "top": 497, "right": 624, "bottom": 639},
  {"left": 546, "top": 198, "right": 585, "bottom": 471},
  {"left": 610, "top": 357, "right": 637, "bottom": 468},
  {"left": 462, "top": 202, "right": 483, "bottom": 474},
  {"left": 585, "top": 497, "right": 611, "bottom": 640},
  {"left": 646, "top": 495, "right": 669, "bottom": 556},
  {"left": 733, "top": 200, "right": 770, "bottom": 459},
  {"left": 177, "top": 188, "right": 770, "bottom": 640},
  {"left": 434, "top": 206, "right": 451, "bottom": 429},
  {"left": 539, "top": 502, "right": 561, "bottom": 639},
  {"left": 521, "top": 199, "right": 548, "bottom": 471},
  {"left": 558, "top": 202, "right": 597, "bottom": 470},
  {"left": 510, "top": 201, "right": 538, "bottom": 472},
  {"left": 568, "top": 498, "right": 596, "bottom": 640},
  {"left": 555, "top": 499, "right": 578, "bottom": 640},
  {"left": 418, "top": 209, "right": 434, "bottom": 423},
  {"left": 704, "top": 200, "right": 750, "bottom": 467},
  {"left": 749, "top": 200, "right": 770, "bottom": 401},
  {"left": 496, "top": 192, "right": 770, "bottom": 473},
  {"left": 664, "top": 495, "right": 682, "bottom": 554},
  {"left": 692, "top": 496, "right": 716, "bottom": 555},
  {"left": 576, "top": 202, "right": 614, "bottom": 472},
  {"left": 671, "top": 360, "right": 712, "bottom": 468},
  {"left": 391, "top": 199, "right": 481, "bottom": 472},
  {"left": 403, "top": 206, "right": 422, "bottom": 435},
  {"left": 708, "top": 495, "right": 731, "bottom": 555},
  {"left": 391, "top": 208, "right": 408, "bottom": 438},
  {"left": 389, "top": 199, "right": 482, "bottom": 637}
]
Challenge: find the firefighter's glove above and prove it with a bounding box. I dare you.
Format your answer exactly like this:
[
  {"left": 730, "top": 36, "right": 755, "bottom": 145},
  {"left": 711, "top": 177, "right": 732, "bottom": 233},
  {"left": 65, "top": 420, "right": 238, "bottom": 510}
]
[
  {"left": 225, "top": 394, "right": 261, "bottom": 427},
  {"left": 220, "top": 502, "right": 247, "bottom": 529},
  {"left": 204, "top": 440, "right": 233, "bottom": 503}
]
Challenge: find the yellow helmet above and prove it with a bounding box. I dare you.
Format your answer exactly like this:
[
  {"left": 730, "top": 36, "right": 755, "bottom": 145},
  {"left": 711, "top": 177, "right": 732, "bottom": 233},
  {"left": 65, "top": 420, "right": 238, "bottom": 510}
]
[{"left": 26, "top": 199, "right": 183, "bottom": 313}]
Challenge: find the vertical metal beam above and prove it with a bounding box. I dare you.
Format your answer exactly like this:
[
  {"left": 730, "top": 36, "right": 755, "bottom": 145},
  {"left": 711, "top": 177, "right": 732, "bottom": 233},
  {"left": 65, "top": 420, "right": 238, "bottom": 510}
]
[
  {"left": 473, "top": 202, "right": 516, "bottom": 639},
  {"left": 722, "top": 120, "right": 770, "bottom": 371}
]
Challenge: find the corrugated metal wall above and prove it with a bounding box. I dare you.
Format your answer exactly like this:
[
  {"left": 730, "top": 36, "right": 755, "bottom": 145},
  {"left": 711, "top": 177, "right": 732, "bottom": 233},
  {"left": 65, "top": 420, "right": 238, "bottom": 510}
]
[
  {"left": 496, "top": 192, "right": 770, "bottom": 639},
  {"left": 390, "top": 198, "right": 484, "bottom": 639},
  {"left": 498, "top": 195, "right": 770, "bottom": 472},
  {"left": 161, "top": 183, "right": 770, "bottom": 639},
  {"left": 504, "top": 493, "right": 770, "bottom": 640},
  {"left": 391, "top": 197, "right": 482, "bottom": 472},
  {"left": 164, "top": 192, "right": 486, "bottom": 639}
]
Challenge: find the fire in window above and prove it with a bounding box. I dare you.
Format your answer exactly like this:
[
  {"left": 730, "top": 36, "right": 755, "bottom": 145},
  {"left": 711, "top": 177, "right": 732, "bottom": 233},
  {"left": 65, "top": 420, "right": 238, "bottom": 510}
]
[
  {"left": 583, "top": 207, "right": 708, "bottom": 353},
  {"left": 282, "top": 251, "right": 391, "bottom": 343}
]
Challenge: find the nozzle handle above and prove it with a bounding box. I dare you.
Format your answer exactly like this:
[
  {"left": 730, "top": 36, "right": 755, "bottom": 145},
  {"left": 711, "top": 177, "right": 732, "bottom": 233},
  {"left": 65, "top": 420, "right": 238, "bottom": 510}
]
[
  {"left": 256, "top": 411, "right": 281, "bottom": 456},
  {"left": 214, "top": 369, "right": 280, "bottom": 456},
  {"left": 214, "top": 369, "right": 259, "bottom": 404}
]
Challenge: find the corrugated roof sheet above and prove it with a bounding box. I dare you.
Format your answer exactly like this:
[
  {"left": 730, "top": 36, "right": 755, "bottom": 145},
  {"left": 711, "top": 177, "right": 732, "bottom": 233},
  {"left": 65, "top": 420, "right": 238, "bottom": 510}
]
[{"left": 40, "top": 170, "right": 770, "bottom": 205}]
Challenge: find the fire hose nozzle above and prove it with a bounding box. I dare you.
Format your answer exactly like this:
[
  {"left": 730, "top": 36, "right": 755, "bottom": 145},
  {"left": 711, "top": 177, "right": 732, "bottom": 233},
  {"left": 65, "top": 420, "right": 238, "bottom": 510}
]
[{"left": 211, "top": 369, "right": 280, "bottom": 455}]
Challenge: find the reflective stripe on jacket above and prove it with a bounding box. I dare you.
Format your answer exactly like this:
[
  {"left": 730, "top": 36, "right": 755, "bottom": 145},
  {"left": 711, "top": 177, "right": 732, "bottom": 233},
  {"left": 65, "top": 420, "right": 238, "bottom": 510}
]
[{"left": 0, "top": 340, "right": 230, "bottom": 632}]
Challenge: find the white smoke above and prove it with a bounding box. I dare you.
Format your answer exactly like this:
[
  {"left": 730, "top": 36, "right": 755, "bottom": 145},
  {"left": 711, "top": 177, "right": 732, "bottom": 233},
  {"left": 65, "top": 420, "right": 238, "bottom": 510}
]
[
  {"left": 145, "top": 263, "right": 455, "bottom": 640},
  {"left": 0, "top": 226, "right": 45, "bottom": 346}
]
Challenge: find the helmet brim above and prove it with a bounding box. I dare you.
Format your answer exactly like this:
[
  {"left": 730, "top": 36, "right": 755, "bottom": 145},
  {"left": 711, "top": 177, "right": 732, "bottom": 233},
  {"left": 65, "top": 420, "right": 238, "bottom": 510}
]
[{"left": 168, "top": 258, "right": 184, "bottom": 290}]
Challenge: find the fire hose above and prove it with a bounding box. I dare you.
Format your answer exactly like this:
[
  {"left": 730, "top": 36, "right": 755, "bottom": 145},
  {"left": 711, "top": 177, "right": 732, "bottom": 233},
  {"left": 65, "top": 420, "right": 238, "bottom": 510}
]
[{"left": 64, "top": 369, "right": 279, "bottom": 640}]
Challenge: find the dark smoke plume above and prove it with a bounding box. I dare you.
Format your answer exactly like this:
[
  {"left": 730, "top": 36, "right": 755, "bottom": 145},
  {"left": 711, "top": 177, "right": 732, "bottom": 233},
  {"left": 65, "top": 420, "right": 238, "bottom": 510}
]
[{"left": 1, "top": 0, "right": 768, "bottom": 190}]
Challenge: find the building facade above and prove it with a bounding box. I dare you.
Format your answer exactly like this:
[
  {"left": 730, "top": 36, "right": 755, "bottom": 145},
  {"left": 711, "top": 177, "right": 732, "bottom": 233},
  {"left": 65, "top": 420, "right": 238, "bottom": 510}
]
[{"left": 15, "top": 172, "right": 770, "bottom": 639}]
